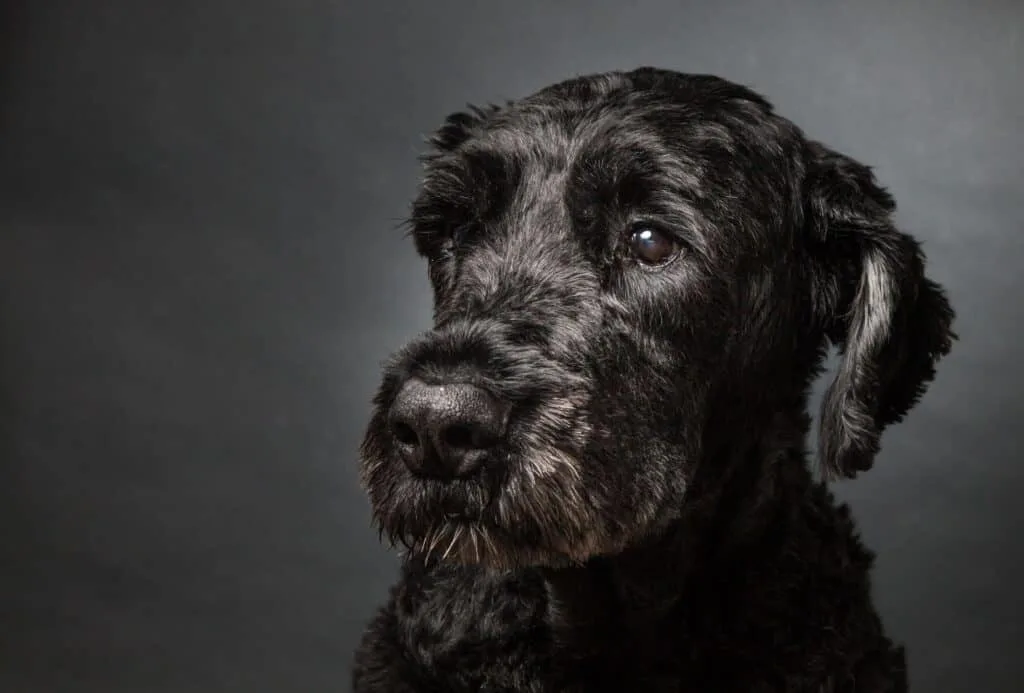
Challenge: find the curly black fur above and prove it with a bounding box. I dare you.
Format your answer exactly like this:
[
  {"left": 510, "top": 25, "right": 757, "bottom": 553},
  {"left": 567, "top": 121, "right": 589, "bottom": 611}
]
[{"left": 352, "top": 68, "right": 955, "bottom": 692}]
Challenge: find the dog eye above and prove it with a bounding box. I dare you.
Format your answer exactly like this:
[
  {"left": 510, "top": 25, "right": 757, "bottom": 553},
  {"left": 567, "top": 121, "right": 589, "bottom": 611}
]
[
  {"left": 628, "top": 226, "right": 680, "bottom": 265},
  {"left": 432, "top": 224, "right": 471, "bottom": 262}
]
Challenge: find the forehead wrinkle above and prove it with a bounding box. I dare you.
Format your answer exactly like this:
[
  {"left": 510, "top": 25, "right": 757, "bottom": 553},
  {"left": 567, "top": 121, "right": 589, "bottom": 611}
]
[
  {"left": 564, "top": 104, "right": 706, "bottom": 191},
  {"left": 502, "top": 165, "right": 570, "bottom": 235},
  {"left": 565, "top": 115, "right": 711, "bottom": 230}
]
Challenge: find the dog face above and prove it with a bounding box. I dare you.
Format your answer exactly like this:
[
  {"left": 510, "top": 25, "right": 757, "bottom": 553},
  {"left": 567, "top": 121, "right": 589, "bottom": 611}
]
[{"left": 359, "top": 68, "right": 954, "bottom": 570}]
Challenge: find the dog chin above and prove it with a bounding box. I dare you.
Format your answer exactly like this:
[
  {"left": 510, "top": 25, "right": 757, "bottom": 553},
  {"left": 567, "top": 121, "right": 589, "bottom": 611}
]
[
  {"left": 374, "top": 511, "right": 584, "bottom": 571},
  {"left": 381, "top": 506, "right": 636, "bottom": 572},
  {"left": 445, "top": 533, "right": 587, "bottom": 571}
]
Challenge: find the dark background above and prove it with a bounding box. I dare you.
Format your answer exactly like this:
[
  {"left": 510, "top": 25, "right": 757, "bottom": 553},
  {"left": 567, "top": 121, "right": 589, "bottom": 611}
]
[{"left": 0, "top": 1, "right": 1020, "bottom": 691}]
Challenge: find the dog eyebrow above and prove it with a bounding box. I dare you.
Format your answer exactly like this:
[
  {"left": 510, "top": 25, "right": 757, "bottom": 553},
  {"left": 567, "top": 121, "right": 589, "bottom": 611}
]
[{"left": 567, "top": 143, "right": 706, "bottom": 217}]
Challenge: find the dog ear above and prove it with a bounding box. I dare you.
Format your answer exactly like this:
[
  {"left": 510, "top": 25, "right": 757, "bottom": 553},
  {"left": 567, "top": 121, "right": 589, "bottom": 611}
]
[
  {"left": 425, "top": 103, "right": 507, "bottom": 155},
  {"left": 805, "top": 141, "right": 955, "bottom": 479}
]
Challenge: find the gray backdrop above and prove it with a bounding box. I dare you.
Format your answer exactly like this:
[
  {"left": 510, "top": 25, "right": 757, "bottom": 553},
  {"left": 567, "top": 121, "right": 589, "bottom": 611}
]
[{"left": 1, "top": 1, "right": 1020, "bottom": 691}]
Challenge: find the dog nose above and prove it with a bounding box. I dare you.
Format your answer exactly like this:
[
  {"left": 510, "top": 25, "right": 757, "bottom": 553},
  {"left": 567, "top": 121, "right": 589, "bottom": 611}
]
[{"left": 388, "top": 378, "right": 507, "bottom": 480}]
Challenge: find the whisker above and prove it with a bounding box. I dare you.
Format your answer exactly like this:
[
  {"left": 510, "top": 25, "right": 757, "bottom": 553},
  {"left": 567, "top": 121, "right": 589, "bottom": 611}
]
[
  {"left": 470, "top": 527, "right": 481, "bottom": 563},
  {"left": 442, "top": 525, "right": 463, "bottom": 561}
]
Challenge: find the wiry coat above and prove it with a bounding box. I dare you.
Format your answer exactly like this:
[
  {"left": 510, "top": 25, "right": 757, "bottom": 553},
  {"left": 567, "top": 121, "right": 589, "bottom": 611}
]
[{"left": 352, "top": 68, "right": 955, "bottom": 692}]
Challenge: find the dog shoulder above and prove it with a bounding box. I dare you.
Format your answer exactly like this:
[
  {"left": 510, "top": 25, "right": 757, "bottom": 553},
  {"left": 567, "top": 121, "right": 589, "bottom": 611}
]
[{"left": 739, "top": 481, "right": 910, "bottom": 691}]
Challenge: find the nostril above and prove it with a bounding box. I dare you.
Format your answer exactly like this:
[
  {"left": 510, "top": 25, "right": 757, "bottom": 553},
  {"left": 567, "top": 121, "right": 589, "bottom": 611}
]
[
  {"left": 440, "top": 422, "right": 500, "bottom": 450},
  {"left": 391, "top": 421, "right": 420, "bottom": 447},
  {"left": 442, "top": 424, "right": 475, "bottom": 450}
]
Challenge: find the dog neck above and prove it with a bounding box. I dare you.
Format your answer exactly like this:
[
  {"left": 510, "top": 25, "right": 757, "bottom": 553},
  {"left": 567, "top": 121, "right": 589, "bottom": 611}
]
[{"left": 541, "top": 409, "right": 811, "bottom": 660}]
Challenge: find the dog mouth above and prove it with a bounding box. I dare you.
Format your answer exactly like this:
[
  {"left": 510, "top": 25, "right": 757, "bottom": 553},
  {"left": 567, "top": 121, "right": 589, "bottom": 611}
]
[
  {"left": 365, "top": 440, "right": 625, "bottom": 570},
  {"left": 442, "top": 498, "right": 481, "bottom": 522},
  {"left": 439, "top": 491, "right": 487, "bottom": 525}
]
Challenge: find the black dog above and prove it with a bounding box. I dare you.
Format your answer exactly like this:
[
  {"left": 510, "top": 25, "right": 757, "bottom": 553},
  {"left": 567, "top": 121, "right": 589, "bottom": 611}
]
[{"left": 352, "top": 68, "right": 954, "bottom": 692}]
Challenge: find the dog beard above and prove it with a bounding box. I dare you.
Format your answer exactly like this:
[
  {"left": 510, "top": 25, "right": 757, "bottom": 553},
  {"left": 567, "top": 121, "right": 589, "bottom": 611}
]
[{"left": 361, "top": 433, "right": 650, "bottom": 571}]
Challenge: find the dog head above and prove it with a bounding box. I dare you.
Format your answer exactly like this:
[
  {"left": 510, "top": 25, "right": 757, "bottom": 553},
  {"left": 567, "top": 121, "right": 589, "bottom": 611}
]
[{"left": 359, "top": 68, "right": 954, "bottom": 569}]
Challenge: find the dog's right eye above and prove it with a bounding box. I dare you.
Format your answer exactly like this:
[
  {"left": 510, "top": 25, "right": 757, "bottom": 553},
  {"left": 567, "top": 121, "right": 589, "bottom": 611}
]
[
  {"left": 628, "top": 226, "right": 681, "bottom": 266},
  {"left": 430, "top": 224, "right": 471, "bottom": 262}
]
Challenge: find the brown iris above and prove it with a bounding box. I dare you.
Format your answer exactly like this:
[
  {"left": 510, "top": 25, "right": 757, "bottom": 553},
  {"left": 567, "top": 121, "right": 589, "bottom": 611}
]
[{"left": 628, "top": 226, "right": 680, "bottom": 265}]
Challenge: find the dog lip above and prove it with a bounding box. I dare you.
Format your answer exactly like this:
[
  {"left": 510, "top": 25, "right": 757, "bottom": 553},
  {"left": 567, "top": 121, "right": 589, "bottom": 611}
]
[{"left": 440, "top": 495, "right": 479, "bottom": 522}]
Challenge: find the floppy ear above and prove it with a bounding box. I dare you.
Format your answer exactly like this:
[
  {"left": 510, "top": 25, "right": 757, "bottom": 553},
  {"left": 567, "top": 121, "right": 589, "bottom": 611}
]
[{"left": 805, "top": 141, "right": 956, "bottom": 479}]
